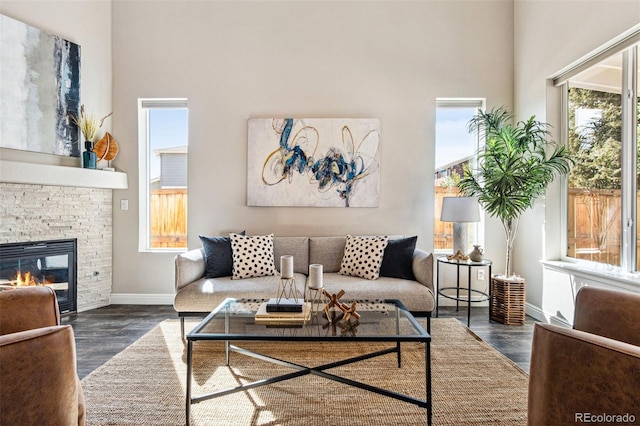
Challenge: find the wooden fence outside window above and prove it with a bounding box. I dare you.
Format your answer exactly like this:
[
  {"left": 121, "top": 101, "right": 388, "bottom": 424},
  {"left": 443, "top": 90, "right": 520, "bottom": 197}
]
[
  {"left": 566, "top": 188, "right": 625, "bottom": 266},
  {"left": 150, "top": 188, "right": 187, "bottom": 249},
  {"left": 434, "top": 186, "right": 458, "bottom": 250},
  {"left": 154, "top": 184, "right": 639, "bottom": 265}
]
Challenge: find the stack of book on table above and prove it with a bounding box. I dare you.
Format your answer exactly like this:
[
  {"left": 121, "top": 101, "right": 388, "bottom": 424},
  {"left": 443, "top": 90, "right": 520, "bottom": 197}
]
[{"left": 255, "top": 298, "right": 311, "bottom": 325}]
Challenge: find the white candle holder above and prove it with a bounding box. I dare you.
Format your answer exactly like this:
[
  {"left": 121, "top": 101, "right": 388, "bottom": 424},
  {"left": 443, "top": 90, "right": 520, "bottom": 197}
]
[
  {"left": 306, "top": 265, "right": 326, "bottom": 315},
  {"left": 308, "top": 264, "right": 323, "bottom": 289},
  {"left": 275, "top": 255, "right": 301, "bottom": 303},
  {"left": 280, "top": 255, "right": 294, "bottom": 279}
]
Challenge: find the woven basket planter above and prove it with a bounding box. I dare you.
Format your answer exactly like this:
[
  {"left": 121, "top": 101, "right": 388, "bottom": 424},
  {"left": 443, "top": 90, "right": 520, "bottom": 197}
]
[{"left": 490, "top": 276, "right": 526, "bottom": 325}]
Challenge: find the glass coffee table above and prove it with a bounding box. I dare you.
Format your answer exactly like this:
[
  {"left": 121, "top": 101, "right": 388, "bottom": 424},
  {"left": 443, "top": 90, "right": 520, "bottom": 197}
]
[{"left": 185, "top": 298, "right": 432, "bottom": 426}]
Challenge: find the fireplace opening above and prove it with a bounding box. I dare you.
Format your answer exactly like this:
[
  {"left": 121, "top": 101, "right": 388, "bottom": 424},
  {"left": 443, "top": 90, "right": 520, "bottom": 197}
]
[{"left": 0, "top": 239, "right": 77, "bottom": 314}]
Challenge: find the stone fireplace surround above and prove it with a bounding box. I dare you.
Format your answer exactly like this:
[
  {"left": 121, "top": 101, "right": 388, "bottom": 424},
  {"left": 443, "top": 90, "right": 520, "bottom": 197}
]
[
  {"left": 0, "top": 183, "right": 112, "bottom": 311},
  {"left": 0, "top": 161, "right": 127, "bottom": 312}
]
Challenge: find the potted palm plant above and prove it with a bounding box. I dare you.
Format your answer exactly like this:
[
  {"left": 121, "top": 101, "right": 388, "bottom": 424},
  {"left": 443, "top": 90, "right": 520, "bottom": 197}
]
[{"left": 458, "top": 106, "right": 573, "bottom": 278}]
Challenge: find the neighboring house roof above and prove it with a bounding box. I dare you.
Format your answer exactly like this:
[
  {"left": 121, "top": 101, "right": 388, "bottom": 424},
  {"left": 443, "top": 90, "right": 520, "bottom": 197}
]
[
  {"left": 154, "top": 145, "right": 188, "bottom": 155},
  {"left": 154, "top": 146, "right": 188, "bottom": 188},
  {"left": 434, "top": 155, "right": 474, "bottom": 186},
  {"left": 435, "top": 154, "right": 473, "bottom": 174}
]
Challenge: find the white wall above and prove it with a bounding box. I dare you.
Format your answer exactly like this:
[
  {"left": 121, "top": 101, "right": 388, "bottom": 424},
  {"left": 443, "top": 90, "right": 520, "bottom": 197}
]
[
  {"left": 513, "top": 0, "right": 640, "bottom": 322},
  {"left": 11, "top": 1, "right": 635, "bottom": 312},
  {"left": 0, "top": 1, "right": 113, "bottom": 167},
  {"left": 109, "top": 0, "right": 514, "bottom": 300}
]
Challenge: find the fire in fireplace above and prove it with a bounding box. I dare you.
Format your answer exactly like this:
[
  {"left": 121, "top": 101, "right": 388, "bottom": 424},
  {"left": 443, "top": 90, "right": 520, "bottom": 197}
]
[{"left": 0, "top": 239, "right": 77, "bottom": 313}]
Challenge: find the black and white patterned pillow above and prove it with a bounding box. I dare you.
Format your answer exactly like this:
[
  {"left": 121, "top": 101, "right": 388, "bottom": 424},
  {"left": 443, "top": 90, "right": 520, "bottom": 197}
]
[
  {"left": 338, "top": 235, "right": 389, "bottom": 280},
  {"left": 230, "top": 233, "right": 276, "bottom": 279}
]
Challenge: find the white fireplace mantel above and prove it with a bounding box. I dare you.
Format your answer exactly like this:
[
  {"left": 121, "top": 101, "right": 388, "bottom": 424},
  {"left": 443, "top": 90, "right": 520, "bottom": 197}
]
[{"left": 0, "top": 160, "right": 128, "bottom": 189}]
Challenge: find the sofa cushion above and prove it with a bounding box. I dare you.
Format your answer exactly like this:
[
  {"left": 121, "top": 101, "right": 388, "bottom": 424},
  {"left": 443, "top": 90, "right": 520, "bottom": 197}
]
[
  {"left": 380, "top": 236, "right": 417, "bottom": 280},
  {"left": 309, "top": 236, "right": 346, "bottom": 273},
  {"left": 230, "top": 233, "right": 276, "bottom": 279},
  {"left": 199, "top": 232, "right": 245, "bottom": 278},
  {"left": 274, "top": 237, "right": 310, "bottom": 275},
  {"left": 339, "top": 235, "right": 389, "bottom": 280}
]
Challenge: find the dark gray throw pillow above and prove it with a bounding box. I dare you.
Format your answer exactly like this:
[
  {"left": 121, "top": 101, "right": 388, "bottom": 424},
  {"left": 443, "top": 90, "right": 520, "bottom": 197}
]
[
  {"left": 199, "top": 231, "right": 245, "bottom": 278},
  {"left": 379, "top": 236, "right": 417, "bottom": 280}
]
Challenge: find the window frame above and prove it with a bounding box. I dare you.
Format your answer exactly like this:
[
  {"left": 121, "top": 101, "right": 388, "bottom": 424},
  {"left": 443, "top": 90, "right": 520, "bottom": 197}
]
[
  {"left": 137, "top": 98, "right": 189, "bottom": 253},
  {"left": 559, "top": 46, "right": 638, "bottom": 272},
  {"left": 434, "top": 98, "right": 486, "bottom": 256}
]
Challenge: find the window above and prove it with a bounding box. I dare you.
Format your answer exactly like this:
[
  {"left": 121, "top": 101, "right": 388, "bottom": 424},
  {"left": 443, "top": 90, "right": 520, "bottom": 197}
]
[
  {"left": 559, "top": 42, "right": 639, "bottom": 271},
  {"left": 565, "top": 53, "right": 624, "bottom": 267},
  {"left": 434, "top": 99, "right": 485, "bottom": 253},
  {"left": 138, "top": 99, "right": 188, "bottom": 251}
]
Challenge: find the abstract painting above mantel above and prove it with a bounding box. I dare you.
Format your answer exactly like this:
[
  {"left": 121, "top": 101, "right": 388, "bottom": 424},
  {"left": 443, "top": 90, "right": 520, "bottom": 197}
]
[
  {"left": 0, "top": 14, "right": 81, "bottom": 157},
  {"left": 248, "top": 118, "right": 381, "bottom": 207}
]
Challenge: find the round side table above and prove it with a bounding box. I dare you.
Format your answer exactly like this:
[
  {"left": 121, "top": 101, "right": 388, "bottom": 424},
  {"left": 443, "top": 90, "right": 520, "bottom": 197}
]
[{"left": 435, "top": 256, "right": 492, "bottom": 326}]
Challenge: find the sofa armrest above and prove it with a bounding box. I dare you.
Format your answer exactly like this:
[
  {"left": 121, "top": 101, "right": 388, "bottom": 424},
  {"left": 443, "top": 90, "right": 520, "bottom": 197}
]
[
  {"left": 412, "top": 249, "right": 434, "bottom": 294},
  {"left": 573, "top": 286, "right": 640, "bottom": 347},
  {"left": 175, "top": 248, "right": 206, "bottom": 291},
  {"left": 528, "top": 323, "right": 640, "bottom": 426}
]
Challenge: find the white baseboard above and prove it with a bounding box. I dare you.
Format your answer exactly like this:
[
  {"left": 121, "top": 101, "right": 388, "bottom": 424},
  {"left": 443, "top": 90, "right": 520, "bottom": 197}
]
[
  {"left": 525, "top": 302, "right": 571, "bottom": 327},
  {"left": 525, "top": 302, "right": 547, "bottom": 322},
  {"left": 110, "top": 293, "right": 174, "bottom": 305},
  {"left": 437, "top": 298, "right": 571, "bottom": 326}
]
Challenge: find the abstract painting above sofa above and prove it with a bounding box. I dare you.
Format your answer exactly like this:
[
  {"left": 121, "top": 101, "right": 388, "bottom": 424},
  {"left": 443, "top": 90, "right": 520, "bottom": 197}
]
[{"left": 247, "top": 118, "right": 381, "bottom": 207}]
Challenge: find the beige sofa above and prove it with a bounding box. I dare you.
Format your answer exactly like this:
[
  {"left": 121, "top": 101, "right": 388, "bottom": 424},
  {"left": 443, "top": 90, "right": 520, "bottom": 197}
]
[{"left": 174, "top": 236, "right": 435, "bottom": 337}]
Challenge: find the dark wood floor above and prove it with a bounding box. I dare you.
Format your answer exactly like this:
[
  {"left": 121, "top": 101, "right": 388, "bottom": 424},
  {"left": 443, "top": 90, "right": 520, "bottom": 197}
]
[
  {"left": 437, "top": 306, "right": 536, "bottom": 373},
  {"left": 63, "top": 304, "right": 536, "bottom": 379},
  {"left": 62, "top": 305, "right": 177, "bottom": 379}
]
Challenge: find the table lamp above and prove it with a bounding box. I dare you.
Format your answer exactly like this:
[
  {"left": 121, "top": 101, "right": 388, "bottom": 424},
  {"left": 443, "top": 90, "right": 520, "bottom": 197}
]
[{"left": 440, "top": 196, "right": 480, "bottom": 255}]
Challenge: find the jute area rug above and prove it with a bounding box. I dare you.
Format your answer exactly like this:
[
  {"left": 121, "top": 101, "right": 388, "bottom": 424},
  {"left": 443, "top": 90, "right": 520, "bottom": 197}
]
[{"left": 81, "top": 318, "right": 528, "bottom": 425}]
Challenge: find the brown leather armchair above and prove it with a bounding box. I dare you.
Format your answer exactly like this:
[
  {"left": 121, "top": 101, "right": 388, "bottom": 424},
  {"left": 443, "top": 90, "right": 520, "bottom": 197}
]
[
  {"left": 528, "top": 286, "right": 640, "bottom": 425},
  {"left": 0, "top": 286, "right": 85, "bottom": 426}
]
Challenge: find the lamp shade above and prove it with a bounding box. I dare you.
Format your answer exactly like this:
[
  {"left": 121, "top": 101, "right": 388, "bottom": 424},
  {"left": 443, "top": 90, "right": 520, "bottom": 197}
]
[{"left": 440, "top": 196, "right": 481, "bottom": 223}]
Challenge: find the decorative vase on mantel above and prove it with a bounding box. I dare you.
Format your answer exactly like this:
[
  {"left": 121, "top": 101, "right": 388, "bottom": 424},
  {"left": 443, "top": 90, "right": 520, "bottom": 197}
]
[{"left": 83, "top": 141, "right": 97, "bottom": 169}]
